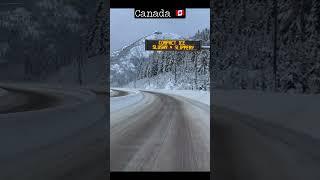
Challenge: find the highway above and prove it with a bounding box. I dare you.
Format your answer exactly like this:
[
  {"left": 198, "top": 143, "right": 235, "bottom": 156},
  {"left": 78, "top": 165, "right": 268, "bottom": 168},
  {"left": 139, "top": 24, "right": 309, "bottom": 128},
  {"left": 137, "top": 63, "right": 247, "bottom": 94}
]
[
  {"left": 0, "top": 83, "right": 107, "bottom": 180},
  {"left": 213, "top": 106, "right": 320, "bottom": 180},
  {"left": 110, "top": 89, "right": 210, "bottom": 171}
]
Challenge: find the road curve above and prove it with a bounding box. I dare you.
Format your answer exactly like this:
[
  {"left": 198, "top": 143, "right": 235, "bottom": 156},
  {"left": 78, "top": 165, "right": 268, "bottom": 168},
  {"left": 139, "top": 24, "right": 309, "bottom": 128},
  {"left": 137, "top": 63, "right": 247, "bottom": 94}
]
[
  {"left": 110, "top": 89, "right": 128, "bottom": 97},
  {"left": 110, "top": 90, "right": 210, "bottom": 171},
  {"left": 0, "top": 87, "right": 60, "bottom": 114},
  {"left": 0, "top": 84, "right": 107, "bottom": 180}
]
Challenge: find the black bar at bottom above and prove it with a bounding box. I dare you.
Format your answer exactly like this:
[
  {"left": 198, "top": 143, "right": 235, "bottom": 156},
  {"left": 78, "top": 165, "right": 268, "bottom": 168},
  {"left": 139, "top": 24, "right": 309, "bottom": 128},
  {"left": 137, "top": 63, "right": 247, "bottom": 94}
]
[{"left": 111, "top": 172, "right": 210, "bottom": 180}]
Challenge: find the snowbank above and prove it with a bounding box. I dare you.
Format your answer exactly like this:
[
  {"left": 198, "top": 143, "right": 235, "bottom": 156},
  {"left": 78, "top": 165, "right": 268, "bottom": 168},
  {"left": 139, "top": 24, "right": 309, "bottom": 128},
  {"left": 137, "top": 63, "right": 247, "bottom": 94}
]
[
  {"left": 125, "top": 72, "right": 209, "bottom": 92},
  {"left": 110, "top": 89, "right": 117, "bottom": 97},
  {"left": 0, "top": 88, "right": 8, "bottom": 97},
  {"left": 213, "top": 89, "right": 320, "bottom": 139},
  {"left": 0, "top": 82, "right": 96, "bottom": 110},
  {"left": 110, "top": 88, "right": 144, "bottom": 112},
  {"left": 148, "top": 89, "right": 210, "bottom": 106}
]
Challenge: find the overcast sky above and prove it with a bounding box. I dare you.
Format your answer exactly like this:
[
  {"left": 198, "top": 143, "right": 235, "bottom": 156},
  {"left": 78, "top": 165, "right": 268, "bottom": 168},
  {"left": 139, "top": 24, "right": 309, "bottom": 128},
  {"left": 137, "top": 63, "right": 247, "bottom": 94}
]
[{"left": 110, "top": 8, "right": 210, "bottom": 51}]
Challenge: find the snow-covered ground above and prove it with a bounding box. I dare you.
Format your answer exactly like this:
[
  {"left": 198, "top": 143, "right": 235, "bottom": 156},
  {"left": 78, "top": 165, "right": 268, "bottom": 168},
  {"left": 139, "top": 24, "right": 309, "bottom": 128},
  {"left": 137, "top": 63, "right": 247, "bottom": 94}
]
[
  {"left": 110, "top": 89, "right": 117, "bottom": 97},
  {"left": 125, "top": 72, "right": 208, "bottom": 91},
  {"left": 110, "top": 88, "right": 144, "bottom": 112},
  {"left": 148, "top": 89, "right": 210, "bottom": 106},
  {"left": 0, "top": 88, "right": 8, "bottom": 97},
  {"left": 0, "top": 82, "right": 96, "bottom": 109},
  {"left": 213, "top": 89, "right": 320, "bottom": 139}
]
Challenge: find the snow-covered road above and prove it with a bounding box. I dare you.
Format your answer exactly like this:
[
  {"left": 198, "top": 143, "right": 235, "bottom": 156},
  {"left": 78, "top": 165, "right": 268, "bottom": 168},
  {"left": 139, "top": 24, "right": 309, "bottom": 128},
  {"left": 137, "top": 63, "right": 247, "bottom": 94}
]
[
  {"left": 213, "top": 90, "right": 320, "bottom": 179},
  {"left": 110, "top": 89, "right": 210, "bottom": 171},
  {"left": 0, "top": 83, "right": 107, "bottom": 179}
]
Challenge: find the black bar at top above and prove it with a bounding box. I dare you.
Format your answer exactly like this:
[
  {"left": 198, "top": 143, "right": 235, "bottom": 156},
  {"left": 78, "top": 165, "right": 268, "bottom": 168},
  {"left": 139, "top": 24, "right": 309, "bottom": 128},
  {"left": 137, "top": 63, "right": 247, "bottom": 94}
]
[{"left": 110, "top": 0, "right": 209, "bottom": 8}]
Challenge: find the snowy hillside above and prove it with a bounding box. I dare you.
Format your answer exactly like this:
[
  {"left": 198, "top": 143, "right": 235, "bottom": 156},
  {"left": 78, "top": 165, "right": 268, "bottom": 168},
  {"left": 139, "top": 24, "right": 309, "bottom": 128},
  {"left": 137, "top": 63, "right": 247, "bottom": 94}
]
[
  {"left": 111, "top": 32, "right": 181, "bottom": 59},
  {"left": 110, "top": 32, "right": 182, "bottom": 86},
  {"left": 0, "top": 0, "right": 103, "bottom": 82},
  {"left": 111, "top": 29, "right": 210, "bottom": 90}
]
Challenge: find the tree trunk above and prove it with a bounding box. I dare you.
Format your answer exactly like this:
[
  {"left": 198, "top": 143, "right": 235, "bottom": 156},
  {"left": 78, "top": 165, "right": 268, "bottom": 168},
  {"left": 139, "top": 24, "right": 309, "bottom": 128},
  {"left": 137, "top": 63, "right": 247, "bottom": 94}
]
[
  {"left": 194, "top": 52, "right": 198, "bottom": 90},
  {"left": 273, "top": 0, "right": 278, "bottom": 91},
  {"left": 174, "top": 54, "right": 177, "bottom": 85},
  {"left": 77, "top": 56, "right": 83, "bottom": 86}
]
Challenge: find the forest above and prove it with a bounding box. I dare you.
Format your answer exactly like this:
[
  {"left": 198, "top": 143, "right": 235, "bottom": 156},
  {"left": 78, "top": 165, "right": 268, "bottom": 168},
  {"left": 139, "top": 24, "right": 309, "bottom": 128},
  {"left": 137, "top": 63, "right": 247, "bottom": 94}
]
[
  {"left": 212, "top": 0, "right": 320, "bottom": 94},
  {"left": 0, "top": 0, "right": 107, "bottom": 83},
  {"left": 111, "top": 28, "right": 210, "bottom": 90}
]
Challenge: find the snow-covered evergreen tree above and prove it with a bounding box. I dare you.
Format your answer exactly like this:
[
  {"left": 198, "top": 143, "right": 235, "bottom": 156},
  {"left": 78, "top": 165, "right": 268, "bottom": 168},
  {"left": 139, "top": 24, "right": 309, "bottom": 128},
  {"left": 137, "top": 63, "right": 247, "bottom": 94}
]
[
  {"left": 0, "top": 0, "right": 96, "bottom": 82},
  {"left": 212, "top": 0, "right": 320, "bottom": 94},
  {"left": 111, "top": 29, "right": 210, "bottom": 90}
]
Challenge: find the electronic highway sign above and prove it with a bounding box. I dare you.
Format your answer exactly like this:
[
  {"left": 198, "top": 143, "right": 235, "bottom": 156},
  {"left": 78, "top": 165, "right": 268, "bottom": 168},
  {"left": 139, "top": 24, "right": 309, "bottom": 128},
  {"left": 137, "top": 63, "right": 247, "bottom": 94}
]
[{"left": 145, "top": 40, "right": 201, "bottom": 51}]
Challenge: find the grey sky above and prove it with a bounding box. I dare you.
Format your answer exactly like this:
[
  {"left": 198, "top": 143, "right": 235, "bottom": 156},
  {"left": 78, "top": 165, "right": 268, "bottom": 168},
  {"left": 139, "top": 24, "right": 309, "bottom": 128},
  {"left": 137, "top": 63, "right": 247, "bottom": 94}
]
[{"left": 110, "top": 8, "right": 210, "bottom": 51}]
